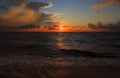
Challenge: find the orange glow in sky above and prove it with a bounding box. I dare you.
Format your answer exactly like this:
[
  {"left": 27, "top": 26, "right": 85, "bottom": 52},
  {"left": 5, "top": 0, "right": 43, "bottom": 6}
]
[{"left": 0, "top": 0, "right": 119, "bottom": 32}]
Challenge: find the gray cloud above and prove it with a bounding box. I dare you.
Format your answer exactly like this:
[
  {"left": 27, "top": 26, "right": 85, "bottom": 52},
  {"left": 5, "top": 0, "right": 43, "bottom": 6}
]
[
  {"left": 0, "top": 0, "right": 60, "bottom": 30},
  {"left": 46, "top": 26, "right": 60, "bottom": 30},
  {"left": 88, "top": 21, "right": 120, "bottom": 30},
  {"left": 0, "top": 24, "right": 40, "bottom": 30},
  {"left": 27, "top": 2, "right": 52, "bottom": 11},
  {"left": 0, "top": 0, "right": 27, "bottom": 11}
]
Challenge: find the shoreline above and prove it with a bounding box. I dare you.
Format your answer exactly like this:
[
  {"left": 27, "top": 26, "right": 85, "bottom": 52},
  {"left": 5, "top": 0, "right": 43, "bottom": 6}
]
[
  {"left": 0, "top": 65, "right": 120, "bottom": 78},
  {"left": 53, "top": 67, "right": 120, "bottom": 78},
  {"left": 0, "top": 51, "right": 120, "bottom": 78}
]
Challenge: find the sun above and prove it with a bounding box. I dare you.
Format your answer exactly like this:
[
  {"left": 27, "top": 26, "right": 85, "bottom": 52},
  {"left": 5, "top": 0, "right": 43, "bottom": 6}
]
[{"left": 60, "top": 27, "right": 63, "bottom": 30}]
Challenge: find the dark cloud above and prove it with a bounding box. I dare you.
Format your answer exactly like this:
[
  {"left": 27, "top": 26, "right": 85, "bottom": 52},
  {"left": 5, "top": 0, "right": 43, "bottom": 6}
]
[
  {"left": 0, "top": 0, "right": 60, "bottom": 30},
  {"left": 17, "top": 24, "right": 40, "bottom": 29},
  {"left": 0, "top": 24, "right": 40, "bottom": 30},
  {"left": 0, "top": 0, "right": 27, "bottom": 11},
  {"left": 27, "top": 2, "right": 52, "bottom": 11},
  {"left": 38, "top": 12, "right": 59, "bottom": 26},
  {"left": 88, "top": 21, "right": 120, "bottom": 30},
  {"left": 47, "top": 26, "right": 60, "bottom": 30}
]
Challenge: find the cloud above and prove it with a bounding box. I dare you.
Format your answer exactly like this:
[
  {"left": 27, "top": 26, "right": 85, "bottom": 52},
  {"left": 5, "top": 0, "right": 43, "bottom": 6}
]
[
  {"left": 0, "top": 24, "right": 40, "bottom": 30},
  {"left": 46, "top": 26, "right": 60, "bottom": 30},
  {"left": 0, "top": 3, "right": 38, "bottom": 27},
  {"left": 38, "top": 12, "right": 60, "bottom": 26},
  {"left": 27, "top": 2, "right": 52, "bottom": 11},
  {"left": 91, "top": 0, "right": 120, "bottom": 13},
  {"left": 88, "top": 21, "right": 120, "bottom": 30},
  {"left": 92, "top": 0, "right": 120, "bottom": 8},
  {"left": 96, "top": 10, "right": 101, "bottom": 14},
  {"left": 0, "top": 0, "right": 60, "bottom": 30}
]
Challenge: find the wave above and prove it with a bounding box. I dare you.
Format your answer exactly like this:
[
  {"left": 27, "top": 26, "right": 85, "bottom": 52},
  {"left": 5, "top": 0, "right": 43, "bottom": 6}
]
[
  {"left": 0, "top": 44, "right": 120, "bottom": 58},
  {"left": 59, "top": 49, "right": 120, "bottom": 58}
]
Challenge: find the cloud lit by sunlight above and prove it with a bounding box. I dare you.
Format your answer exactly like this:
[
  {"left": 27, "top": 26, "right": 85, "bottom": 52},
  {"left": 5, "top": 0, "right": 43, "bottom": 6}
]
[
  {"left": 0, "top": 0, "right": 61, "bottom": 30},
  {"left": 92, "top": 0, "right": 120, "bottom": 13},
  {"left": 92, "top": 0, "right": 120, "bottom": 8}
]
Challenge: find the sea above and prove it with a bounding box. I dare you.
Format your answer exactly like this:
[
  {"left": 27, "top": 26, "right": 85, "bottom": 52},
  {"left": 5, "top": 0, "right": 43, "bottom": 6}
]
[{"left": 0, "top": 32, "right": 120, "bottom": 67}]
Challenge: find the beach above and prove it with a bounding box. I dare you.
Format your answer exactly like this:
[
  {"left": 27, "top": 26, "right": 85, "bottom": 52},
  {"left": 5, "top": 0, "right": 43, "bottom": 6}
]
[
  {"left": 0, "top": 65, "right": 120, "bottom": 78},
  {"left": 0, "top": 32, "right": 120, "bottom": 78},
  {"left": 0, "top": 52, "right": 120, "bottom": 78},
  {"left": 53, "top": 67, "right": 120, "bottom": 78}
]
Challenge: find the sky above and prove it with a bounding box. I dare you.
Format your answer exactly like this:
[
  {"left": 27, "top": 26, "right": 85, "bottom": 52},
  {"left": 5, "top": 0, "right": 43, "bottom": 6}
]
[{"left": 0, "top": 0, "right": 120, "bottom": 32}]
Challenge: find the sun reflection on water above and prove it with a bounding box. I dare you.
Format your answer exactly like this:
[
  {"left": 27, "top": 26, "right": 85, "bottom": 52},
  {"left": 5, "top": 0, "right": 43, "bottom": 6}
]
[
  {"left": 56, "top": 33, "right": 71, "bottom": 49},
  {"left": 56, "top": 33, "right": 69, "bottom": 49},
  {"left": 56, "top": 33, "right": 63, "bottom": 49}
]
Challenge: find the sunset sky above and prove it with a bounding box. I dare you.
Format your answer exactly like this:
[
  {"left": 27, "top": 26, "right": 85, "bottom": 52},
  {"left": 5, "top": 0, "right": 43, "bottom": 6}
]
[{"left": 0, "top": 0, "right": 120, "bottom": 32}]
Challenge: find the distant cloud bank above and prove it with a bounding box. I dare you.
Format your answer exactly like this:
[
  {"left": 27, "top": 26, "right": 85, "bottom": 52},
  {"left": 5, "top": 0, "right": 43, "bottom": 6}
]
[{"left": 88, "top": 21, "right": 120, "bottom": 30}]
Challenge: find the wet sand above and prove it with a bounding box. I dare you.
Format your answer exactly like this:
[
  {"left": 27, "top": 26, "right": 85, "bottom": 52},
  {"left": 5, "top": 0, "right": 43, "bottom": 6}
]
[
  {"left": 53, "top": 67, "right": 120, "bottom": 78},
  {"left": 0, "top": 65, "right": 120, "bottom": 78}
]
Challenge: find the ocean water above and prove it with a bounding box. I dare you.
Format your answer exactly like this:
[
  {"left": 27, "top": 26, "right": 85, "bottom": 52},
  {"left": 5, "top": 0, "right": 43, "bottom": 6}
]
[{"left": 0, "top": 32, "right": 120, "bottom": 67}]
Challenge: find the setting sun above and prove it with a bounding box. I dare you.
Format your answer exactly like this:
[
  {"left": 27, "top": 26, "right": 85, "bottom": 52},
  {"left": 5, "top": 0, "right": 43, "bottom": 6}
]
[{"left": 60, "top": 27, "right": 63, "bottom": 30}]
